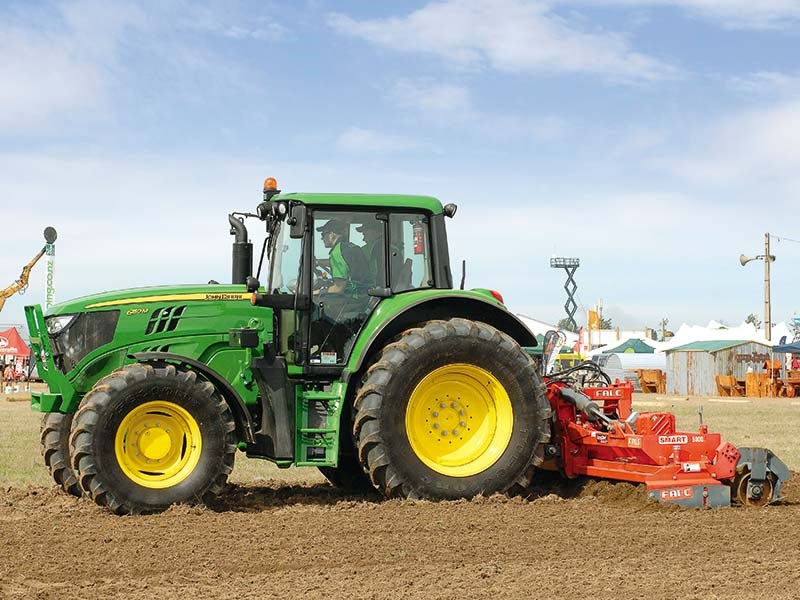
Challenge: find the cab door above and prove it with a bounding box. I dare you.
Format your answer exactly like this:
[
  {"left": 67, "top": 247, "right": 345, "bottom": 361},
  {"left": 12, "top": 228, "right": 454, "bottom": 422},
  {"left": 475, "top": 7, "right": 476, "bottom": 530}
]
[{"left": 304, "top": 210, "right": 386, "bottom": 368}]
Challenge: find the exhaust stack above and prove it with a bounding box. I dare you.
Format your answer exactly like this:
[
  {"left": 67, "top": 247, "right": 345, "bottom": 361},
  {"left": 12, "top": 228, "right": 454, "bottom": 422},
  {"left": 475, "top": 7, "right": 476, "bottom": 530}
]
[{"left": 229, "top": 215, "right": 253, "bottom": 285}]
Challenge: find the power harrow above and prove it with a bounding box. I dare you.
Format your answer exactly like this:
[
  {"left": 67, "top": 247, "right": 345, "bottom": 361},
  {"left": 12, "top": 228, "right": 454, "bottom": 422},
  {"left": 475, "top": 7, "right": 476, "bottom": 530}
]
[{"left": 537, "top": 349, "right": 790, "bottom": 508}]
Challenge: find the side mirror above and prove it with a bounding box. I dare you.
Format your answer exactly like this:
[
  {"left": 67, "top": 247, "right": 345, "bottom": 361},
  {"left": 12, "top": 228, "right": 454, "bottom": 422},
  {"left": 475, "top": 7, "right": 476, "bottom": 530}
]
[
  {"left": 541, "top": 329, "right": 567, "bottom": 376},
  {"left": 289, "top": 205, "right": 307, "bottom": 239}
]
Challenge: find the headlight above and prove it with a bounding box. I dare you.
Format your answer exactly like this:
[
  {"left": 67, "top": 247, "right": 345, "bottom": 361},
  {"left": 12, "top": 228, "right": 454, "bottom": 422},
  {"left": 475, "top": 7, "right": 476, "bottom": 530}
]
[
  {"left": 47, "top": 311, "right": 120, "bottom": 373},
  {"left": 46, "top": 314, "right": 77, "bottom": 336}
]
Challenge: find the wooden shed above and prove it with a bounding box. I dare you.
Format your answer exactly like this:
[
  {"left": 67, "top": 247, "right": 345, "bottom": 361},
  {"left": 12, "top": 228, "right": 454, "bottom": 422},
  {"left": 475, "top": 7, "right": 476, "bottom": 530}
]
[{"left": 665, "top": 340, "right": 778, "bottom": 396}]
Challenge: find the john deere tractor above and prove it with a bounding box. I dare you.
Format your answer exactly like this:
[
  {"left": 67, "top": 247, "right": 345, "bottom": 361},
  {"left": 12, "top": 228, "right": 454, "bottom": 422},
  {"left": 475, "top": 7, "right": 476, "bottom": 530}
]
[{"left": 27, "top": 179, "right": 550, "bottom": 514}]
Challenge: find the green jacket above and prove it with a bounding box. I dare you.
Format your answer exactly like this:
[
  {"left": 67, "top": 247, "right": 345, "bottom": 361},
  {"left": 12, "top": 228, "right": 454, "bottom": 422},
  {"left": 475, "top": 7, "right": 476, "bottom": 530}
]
[{"left": 329, "top": 241, "right": 370, "bottom": 295}]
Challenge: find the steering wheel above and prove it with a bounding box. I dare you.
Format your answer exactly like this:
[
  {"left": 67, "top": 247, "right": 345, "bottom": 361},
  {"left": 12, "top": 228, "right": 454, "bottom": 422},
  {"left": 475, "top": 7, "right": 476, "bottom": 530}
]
[{"left": 313, "top": 258, "right": 333, "bottom": 291}]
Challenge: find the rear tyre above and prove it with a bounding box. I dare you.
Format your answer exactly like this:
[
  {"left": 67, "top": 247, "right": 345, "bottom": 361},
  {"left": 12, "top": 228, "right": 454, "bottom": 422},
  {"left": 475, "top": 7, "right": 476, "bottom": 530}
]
[
  {"left": 353, "top": 318, "right": 551, "bottom": 500},
  {"left": 70, "top": 363, "right": 236, "bottom": 514},
  {"left": 318, "top": 454, "right": 376, "bottom": 494},
  {"left": 40, "top": 412, "right": 82, "bottom": 497}
]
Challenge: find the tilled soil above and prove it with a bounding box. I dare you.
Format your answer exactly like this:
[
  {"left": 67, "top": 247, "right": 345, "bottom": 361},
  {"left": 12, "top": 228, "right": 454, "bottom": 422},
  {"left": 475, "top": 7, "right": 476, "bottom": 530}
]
[{"left": 1, "top": 474, "right": 799, "bottom": 600}]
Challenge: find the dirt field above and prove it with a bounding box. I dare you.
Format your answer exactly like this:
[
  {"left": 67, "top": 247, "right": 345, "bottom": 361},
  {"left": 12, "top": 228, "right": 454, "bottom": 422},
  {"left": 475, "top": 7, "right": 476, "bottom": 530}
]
[{"left": 2, "top": 393, "right": 799, "bottom": 599}]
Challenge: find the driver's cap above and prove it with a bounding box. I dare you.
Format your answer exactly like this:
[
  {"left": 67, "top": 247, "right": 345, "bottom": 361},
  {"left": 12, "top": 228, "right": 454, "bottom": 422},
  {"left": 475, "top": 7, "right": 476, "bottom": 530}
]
[{"left": 316, "top": 219, "right": 347, "bottom": 235}]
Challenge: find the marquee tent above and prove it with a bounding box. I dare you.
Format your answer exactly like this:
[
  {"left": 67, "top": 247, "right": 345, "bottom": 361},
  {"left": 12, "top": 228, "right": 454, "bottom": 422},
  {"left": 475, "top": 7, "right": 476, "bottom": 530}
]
[
  {"left": 0, "top": 327, "right": 30, "bottom": 359},
  {"left": 772, "top": 342, "right": 800, "bottom": 354}
]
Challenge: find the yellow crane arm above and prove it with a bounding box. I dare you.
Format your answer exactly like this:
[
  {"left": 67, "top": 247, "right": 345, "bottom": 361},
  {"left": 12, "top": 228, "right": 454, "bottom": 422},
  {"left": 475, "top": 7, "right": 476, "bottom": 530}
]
[{"left": 0, "top": 246, "right": 47, "bottom": 313}]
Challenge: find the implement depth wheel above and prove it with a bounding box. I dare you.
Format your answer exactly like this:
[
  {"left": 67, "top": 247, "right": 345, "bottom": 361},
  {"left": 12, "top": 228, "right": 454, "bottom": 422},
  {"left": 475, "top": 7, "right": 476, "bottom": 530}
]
[
  {"left": 70, "top": 363, "right": 236, "bottom": 514},
  {"left": 353, "top": 318, "right": 551, "bottom": 500},
  {"left": 40, "top": 412, "right": 82, "bottom": 497}
]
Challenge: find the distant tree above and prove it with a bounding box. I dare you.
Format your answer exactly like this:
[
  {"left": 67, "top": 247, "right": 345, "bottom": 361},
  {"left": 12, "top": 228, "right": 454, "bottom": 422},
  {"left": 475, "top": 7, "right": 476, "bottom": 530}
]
[
  {"left": 599, "top": 316, "right": 613, "bottom": 329},
  {"left": 745, "top": 313, "right": 762, "bottom": 329},
  {"left": 557, "top": 317, "right": 577, "bottom": 332}
]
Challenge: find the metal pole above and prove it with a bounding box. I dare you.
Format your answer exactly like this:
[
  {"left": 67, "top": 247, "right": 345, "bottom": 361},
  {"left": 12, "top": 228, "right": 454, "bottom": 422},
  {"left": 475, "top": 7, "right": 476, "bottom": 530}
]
[{"left": 764, "top": 232, "right": 771, "bottom": 342}]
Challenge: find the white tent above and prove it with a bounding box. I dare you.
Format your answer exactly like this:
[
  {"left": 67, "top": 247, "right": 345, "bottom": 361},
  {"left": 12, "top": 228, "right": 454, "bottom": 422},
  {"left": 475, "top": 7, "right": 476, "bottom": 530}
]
[{"left": 516, "top": 314, "right": 579, "bottom": 347}]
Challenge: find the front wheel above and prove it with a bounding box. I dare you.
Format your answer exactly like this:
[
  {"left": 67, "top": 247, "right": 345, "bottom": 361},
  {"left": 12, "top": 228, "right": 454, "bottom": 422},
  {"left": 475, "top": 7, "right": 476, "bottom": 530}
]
[
  {"left": 70, "top": 363, "right": 236, "bottom": 514},
  {"left": 353, "top": 318, "right": 551, "bottom": 500},
  {"left": 40, "top": 412, "right": 82, "bottom": 497}
]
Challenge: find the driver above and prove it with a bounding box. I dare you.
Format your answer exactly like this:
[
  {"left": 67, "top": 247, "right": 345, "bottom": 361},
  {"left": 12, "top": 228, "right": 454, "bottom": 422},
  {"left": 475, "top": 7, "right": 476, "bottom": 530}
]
[{"left": 316, "top": 219, "right": 370, "bottom": 295}]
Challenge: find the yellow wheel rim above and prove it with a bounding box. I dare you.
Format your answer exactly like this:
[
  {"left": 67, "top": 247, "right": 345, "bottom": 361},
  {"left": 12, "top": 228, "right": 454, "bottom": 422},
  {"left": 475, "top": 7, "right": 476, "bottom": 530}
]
[
  {"left": 405, "top": 364, "right": 513, "bottom": 477},
  {"left": 114, "top": 401, "right": 202, "bottom": 489}
]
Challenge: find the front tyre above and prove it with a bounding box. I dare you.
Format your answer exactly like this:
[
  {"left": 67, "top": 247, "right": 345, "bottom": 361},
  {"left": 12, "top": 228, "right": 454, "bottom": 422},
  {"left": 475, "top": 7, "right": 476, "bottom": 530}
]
[
  {"left": 70, "top": 363, "right": 236, "bottom": 514},
  {"left": 40, "top": 412, "right": 82, "bottom": 497},
  {"left": 353, "top": 318, "right": 551, "bottom": 500}
]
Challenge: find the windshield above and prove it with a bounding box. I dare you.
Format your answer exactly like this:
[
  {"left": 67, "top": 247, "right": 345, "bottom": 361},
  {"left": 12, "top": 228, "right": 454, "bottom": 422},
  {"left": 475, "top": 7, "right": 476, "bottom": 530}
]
[{"left": 268, "top": 222, "right": 303, "bottom": 293}]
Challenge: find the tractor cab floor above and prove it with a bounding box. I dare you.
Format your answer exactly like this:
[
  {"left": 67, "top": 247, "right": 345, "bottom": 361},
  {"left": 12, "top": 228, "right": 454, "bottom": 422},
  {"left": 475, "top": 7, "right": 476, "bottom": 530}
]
[{"left": 1, "top": 474, "right": 799, "bottom": 599}]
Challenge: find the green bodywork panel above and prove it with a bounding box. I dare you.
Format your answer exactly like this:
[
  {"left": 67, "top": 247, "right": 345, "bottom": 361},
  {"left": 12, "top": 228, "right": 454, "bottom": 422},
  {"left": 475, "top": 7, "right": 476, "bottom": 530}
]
[
  {"left": 27, "top": 284, "right": 271, "bottom": 413},
  {"left": 342, "top": 287, "right": 503, "bottom": 378}
]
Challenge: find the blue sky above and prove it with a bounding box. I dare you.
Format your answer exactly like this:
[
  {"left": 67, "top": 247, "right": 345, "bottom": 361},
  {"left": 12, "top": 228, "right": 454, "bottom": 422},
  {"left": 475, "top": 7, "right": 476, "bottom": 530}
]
[{"left": 2, "top": 0, "right": 800, "bottom": 333}]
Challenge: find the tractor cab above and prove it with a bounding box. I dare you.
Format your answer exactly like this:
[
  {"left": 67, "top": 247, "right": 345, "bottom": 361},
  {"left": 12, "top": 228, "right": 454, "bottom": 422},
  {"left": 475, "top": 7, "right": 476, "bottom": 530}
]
[{"left": 248, "top": 179, "right": 455, "bottom": 370}]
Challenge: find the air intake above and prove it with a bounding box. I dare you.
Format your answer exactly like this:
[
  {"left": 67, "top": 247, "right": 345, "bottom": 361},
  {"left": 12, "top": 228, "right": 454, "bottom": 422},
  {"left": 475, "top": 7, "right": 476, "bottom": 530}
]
[{"left": 145, "top": 306, "right": 186, "bottom": 335}]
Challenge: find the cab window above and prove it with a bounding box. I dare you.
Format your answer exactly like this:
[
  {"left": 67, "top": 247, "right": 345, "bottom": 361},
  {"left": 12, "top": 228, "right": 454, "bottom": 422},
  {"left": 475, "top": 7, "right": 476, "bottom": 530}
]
[
  {"left": 268, "top": 222, "right": 303, "bottom": 294},
  {"left": 389, "top": 213, "right": 433, "bottom": 293}
]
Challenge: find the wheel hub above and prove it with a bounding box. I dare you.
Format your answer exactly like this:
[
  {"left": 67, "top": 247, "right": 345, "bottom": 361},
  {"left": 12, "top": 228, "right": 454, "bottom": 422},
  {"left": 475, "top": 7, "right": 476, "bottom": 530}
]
[
  {"left": 114, "top": 401, "right": 202, "bottom": 489},
  {"left": 405, "top": 364, "right": 514, "bottom": 477}
]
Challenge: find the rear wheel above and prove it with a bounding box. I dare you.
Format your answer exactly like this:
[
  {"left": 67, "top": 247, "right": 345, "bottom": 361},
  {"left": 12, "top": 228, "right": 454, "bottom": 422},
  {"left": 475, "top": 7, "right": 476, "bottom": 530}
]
[
  {"left": 70, "top": 363, "right": 236, "bottom": 514},
  {"left": 318, "top": 454, "right": 376, "bottom": 493},
  {"left": 40, "top": 412, "right": 82, "bottom": 497},
  {"left": 353, "top": 318, "right": 551, "bottom": 499}
]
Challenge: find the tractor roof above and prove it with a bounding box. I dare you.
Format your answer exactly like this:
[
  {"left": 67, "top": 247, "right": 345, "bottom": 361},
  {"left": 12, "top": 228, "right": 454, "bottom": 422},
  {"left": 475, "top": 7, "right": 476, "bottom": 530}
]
[{"left": 274, "top": 193, "right": 444, "bottom": 214}]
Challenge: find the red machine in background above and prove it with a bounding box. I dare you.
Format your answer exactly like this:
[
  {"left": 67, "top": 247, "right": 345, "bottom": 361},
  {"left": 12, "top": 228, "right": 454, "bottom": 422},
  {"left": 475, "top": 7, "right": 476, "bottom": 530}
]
[{"left": 536, "top": 332, "right": 790, "bottom": 508}]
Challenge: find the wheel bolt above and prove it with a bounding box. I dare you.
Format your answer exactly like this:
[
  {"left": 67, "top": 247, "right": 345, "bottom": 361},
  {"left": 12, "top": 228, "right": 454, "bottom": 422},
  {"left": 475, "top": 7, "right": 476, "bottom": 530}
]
[
  {"left": 433, "top": 423, "right": 440, "bottom": 429},
  {"left": 433, "top": 411, "right": 439, "bottom": 417},
  {"left": 440, "top": 403, "right": 447, "bottom": 409},
  {"left": 442, "top": 430, "right": 448, "bottom": 436},
  {"left": 459, "top": 409, "right": 465, "bottom": 415},
  {"left": 452, "top": 430, "right": 459, "bottom": 436},
  {"left": 451, "top": 402, "right": 457, "bottom": 408},
  {"left": 460, "top": 421, "right": 466, "bottom": 427}
]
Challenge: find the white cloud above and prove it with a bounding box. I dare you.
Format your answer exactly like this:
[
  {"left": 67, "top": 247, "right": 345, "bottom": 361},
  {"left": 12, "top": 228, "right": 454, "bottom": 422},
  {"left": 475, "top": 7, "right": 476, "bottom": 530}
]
[
  {"left": 179, "top": 5, "right": 289, "bottom": 41},
  {"left": 567, "top": 0, "right": 800, "bottom": 29},
  {"left": 653, "top": 101, "right": 800, "bottom": 186},
  {"left": 389, "top": 78, "right": 568, "bottom": 140},
  {"left": 328, "top": 0, "right": 677, "bottom": 82},
  {"left": 393, "top": 80, "right": 475, "bottom": 117},
  {"left": 0, "top": 0, "right": 145, "bottom": 134},
  {"left": 0, "top": 30, "right": 103, "bottom": 134},
  {"left": 727, "top": 71, "right": 800, "bottom": 95},
  {"left": 335, "top": 127, "right": 428, "bottom": 153}
]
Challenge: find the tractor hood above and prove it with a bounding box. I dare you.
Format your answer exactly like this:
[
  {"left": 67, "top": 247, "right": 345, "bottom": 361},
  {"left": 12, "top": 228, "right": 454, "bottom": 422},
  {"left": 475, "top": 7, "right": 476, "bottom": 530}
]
[{"left": 45, "top": 284, "right": 254, "bottom": 316}]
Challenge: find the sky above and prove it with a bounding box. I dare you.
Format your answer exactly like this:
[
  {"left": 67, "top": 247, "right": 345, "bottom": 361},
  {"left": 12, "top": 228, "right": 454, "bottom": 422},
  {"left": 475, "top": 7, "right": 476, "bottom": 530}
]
[{"left": 2, "top": 0, "right": 800, "bottom": 334}]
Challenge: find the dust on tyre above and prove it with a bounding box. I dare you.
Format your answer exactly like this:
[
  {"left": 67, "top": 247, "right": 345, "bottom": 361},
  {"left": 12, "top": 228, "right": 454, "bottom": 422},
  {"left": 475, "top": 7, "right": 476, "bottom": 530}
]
[
  {"left": 69, "top": 363, "right": 236, "bottom": 514},
  {"left": 40, "top": 412, "right": 82, "bottom": 497},
  {"left": 353, "top": 318, "right": 551, "bottom": 500}
]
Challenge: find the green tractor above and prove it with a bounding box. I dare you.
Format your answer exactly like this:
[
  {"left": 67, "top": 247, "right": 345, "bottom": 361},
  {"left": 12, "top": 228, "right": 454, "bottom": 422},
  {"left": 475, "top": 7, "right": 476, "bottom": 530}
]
[{"left": 27, "top": 179, "right": 550, "bottom": 514}]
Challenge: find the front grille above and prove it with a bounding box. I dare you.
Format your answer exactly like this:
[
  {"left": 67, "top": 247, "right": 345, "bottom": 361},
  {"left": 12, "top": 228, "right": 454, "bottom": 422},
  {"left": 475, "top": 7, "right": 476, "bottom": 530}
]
[
  {"left": 145, "top": 306, "right": 186, "bottom": 335},
  {"left": 49, "top": 311, "right": 120, "bottom": 373}
]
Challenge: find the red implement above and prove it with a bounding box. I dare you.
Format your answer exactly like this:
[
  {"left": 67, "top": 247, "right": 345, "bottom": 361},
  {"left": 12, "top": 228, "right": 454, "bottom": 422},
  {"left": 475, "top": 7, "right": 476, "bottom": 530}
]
[{"left": 540, "top": 379, "right": 787, "bottom": 508}]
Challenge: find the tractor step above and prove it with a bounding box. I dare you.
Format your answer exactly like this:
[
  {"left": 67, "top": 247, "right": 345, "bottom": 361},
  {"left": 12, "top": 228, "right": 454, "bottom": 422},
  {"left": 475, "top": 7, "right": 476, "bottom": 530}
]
[{"left": 295, "top": 385, "right": 345, "bottom": 466}]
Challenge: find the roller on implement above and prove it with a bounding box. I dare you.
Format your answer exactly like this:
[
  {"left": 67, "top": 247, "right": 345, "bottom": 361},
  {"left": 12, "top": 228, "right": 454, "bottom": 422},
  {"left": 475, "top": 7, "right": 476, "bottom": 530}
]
[
  {"left": 23, "top": 178, "right": 789, "bottom": 513},
  {"left": 534, "top": 331, "right": 791, "bottom": 508}
]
